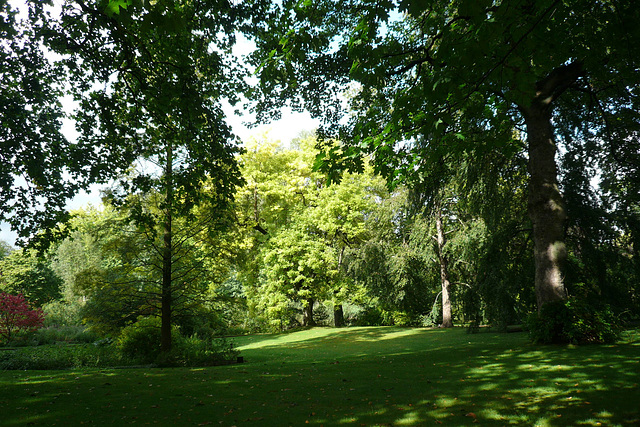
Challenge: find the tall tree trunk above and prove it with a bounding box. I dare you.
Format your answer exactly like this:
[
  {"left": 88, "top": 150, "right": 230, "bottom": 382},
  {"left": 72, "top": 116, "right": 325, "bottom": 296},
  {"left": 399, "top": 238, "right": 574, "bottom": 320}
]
[
  {"left": 302, "top": 298, "right": 316, "bottom": 327},
  {"left": 334, "top": 304, "right": 345, "bottom": 327},
  {"left": 334, "top": 245, "right": 345, "bottom": 327},
  {"left": 523, "top": 105, "right": 568, "bottom": 311},
  {"left": 519, "top": 62, "right": 582, "bottom": 311},
  {"left": 160, "top": 142, "right": 174, "bottom": 353},
  {"left": 435, "top": 206, "right": 453, "bottom": 328}
]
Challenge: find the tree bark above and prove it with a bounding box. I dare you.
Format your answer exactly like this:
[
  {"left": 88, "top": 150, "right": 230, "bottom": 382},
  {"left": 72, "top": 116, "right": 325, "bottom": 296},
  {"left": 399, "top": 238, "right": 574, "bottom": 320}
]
[
  {"left": 435, "top": 205, "right": 453, "bottom": 328},
  {"left": 302, "top": 298, "right": 316, "bottom": 327},
  {"left": 334, "top": 245, "right": 345, "bottom": 327},
  {"left": 519, "top": 62, "right": 582, "bottom": 311},
  {"left": 160, "top": 142, "right": 174, "bottom": 353},
  {"left": 523, "top": 105, "right": 568, "bottom": 311},
  {"left": 334, "top": 304, "right": 345, "bottom": 327}
]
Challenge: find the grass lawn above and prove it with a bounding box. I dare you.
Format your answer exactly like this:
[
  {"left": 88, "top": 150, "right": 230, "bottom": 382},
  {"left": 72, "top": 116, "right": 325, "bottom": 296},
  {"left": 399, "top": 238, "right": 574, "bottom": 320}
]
[{"left": 0, "top": 326, "right": 638, "bottom": 426}]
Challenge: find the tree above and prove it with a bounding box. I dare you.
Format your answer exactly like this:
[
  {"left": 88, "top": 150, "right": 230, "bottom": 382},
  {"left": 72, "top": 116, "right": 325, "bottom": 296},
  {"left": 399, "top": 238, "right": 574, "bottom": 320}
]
[
  {"left": 234, "top": 135, "right": 323, "bottom": 328},
  {"left": 0, "top": 292, "right": 44, "bottom": 342},
  {"left": 0, "top": 249, "right": 62, "bottom": 307},
  {"left": 1, "top": 1, "right": 77, "bottom": 243},
  {"left": 42, "top": 0, "right": 257, "bottom": 351},
  {"left": 308, "top": 160, "right": 385, "bottom": 326},
  {"left": 235, "top": 135, "right": 384, "bottom": 328},
  {"left": 0, "top": 241, "right": 13, "bottom": 260},
  {"left": 344, "top": 187, "right": 434, "bottom": 326},
  {"left": 260, "top": 227, "right": 334, "bottom": 327},
  {"left": 250, "top": 0, "right": 640, "bottom": 313}
]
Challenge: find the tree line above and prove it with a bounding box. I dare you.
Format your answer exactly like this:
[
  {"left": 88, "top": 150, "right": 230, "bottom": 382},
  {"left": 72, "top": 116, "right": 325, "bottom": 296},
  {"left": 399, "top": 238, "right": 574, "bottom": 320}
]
[{"left": 1, "top": 0, "right": 639, "bottom": 349}]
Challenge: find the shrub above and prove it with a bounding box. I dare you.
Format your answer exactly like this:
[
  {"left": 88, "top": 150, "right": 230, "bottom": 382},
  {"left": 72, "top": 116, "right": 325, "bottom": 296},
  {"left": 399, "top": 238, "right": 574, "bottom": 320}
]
[
  {"left": 526, "top": 298, "right": 622, "bottom": 344},
  {"left": 32, "top": 325, "right": 99, "bottom": 345},
  {"left": 116, "top": 316, "right": 179, "bottom": 363},
  {"left": 0, "top": 343, "right": 129, "bottom": 370},
  {"left": 116, "top": 316, "right": 238, "bottom": 367},
  {"left": 0, "top": 293, "right": 44, "bottom": 343},
  {"left": 159, "top": 335, "right": 239, "bottom": 367},
  {"left": 353, "top": 307, "right": 385, "bottom": 326}
]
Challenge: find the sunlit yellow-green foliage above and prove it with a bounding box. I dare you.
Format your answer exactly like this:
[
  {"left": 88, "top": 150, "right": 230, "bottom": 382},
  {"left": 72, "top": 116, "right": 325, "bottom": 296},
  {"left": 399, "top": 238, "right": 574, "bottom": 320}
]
[
  {"left": 234, "top": 133, "right": 387, "bottom": 327},
  {"left": 237, "top": 133, "right": 320, "bottom": 232}
]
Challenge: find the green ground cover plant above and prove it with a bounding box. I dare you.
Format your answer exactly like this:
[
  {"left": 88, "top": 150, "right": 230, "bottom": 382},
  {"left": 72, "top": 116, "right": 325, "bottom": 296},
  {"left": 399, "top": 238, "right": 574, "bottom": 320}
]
[{"left": 0, "top": 327, "right": 638, "bottom": 426}]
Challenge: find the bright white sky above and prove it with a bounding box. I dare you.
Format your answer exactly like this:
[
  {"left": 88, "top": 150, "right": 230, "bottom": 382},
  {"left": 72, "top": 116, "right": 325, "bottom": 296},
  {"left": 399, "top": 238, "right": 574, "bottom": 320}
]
[{"left": 0, "top": 4, "right": 321, "bottom": 247}]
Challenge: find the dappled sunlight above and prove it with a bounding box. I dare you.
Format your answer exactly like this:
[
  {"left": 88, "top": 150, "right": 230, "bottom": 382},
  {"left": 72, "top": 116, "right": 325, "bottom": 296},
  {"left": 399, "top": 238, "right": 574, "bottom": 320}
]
[{"left": 1, "top": 327, "right": 639, "bottom": 426}]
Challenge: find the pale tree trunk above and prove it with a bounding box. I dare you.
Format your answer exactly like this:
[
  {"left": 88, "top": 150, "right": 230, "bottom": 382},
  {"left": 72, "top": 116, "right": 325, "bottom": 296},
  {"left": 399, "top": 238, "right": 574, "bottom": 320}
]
[
  {"left": 519, "top": 62, "right": 583, "bottom": 312},
  {"left": 435, "top": 205, "right": 453, "bottom": 328},
  {"left": 160, "top": 141, "right": 174, "bottom": 353}
]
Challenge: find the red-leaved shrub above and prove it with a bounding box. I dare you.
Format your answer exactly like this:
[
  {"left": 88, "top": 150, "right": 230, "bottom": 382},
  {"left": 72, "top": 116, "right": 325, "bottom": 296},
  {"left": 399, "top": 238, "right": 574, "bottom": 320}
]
[{"left": 0, "top": 293, "right": 45, "bottom": 342}]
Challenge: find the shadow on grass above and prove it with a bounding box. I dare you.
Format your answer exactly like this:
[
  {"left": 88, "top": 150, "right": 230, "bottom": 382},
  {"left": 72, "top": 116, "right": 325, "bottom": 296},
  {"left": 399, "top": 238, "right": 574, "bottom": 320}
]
[{"left": 0, "top": 327, "right": 638, "bottom": 426}]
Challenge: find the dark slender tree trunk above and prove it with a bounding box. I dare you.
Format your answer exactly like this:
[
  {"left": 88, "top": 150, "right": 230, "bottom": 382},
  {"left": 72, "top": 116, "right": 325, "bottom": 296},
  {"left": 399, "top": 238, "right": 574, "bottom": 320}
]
[
  {"left": 435, "top": 206, "right": 453, "bottom": 328},
  {"left": 161, "top": 142, "right": 174, "bottom": 353},
  {"left": 334, "top": 304, "right": 345, "bottom": 327},
  {"left": 303, "top": 298, "right": 316, "bottom": 327},
  {"left": 519, "top": 62, "right": 582, "bottom": 312},
  {"left": 334, "top": 246, "right": 345, "bottom": 327}
]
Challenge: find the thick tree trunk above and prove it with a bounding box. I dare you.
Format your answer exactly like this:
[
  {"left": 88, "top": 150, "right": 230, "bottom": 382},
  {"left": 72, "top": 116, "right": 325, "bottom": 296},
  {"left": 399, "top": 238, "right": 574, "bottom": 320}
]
[
  {"left": 519, "top": 62, "right": 582, "bottom": 312},
  {"left": 334, "top": 304, "right": 345, "bottom": 327},
  {"left": 435, "top": 206, "right": 453, "bottom": 328},
  {"left": 302, "top": 298, "right": 316, "bottom": 327},
  {"left": 524, "top": 105, "right": 568, "bottom": 311},
  {"left": 160, "top": 142, "right": 174, "bottom": 353}
]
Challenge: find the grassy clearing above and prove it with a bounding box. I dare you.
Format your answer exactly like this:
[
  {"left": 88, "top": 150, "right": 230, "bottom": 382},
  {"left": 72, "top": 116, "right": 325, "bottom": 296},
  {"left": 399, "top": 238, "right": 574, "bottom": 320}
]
[{"left": 0, "top": 326, "right": 638, "bottom": 426}]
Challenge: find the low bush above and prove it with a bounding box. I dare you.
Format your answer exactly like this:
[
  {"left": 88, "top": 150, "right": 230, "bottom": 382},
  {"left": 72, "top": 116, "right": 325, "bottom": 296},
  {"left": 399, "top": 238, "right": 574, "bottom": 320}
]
[
  {"left": 526, "top": 298, "right": 622, "bottom": 344},
  {"left": 117, "top": 316, "right": 239, "bottom": 367},
  {"left": 0, "top": 344, "right": 130, "bottom": 370},
  {"left": 0, "top": 316, "right": 240, "bottom": 370},
  {"left": 116, "top": 316, "right": 179, "bottom": 363},
  {"left": 32, "top": 325, "right": 99, "bottom": 345},
  {"left": 159, "top": 335, "right": 239, "bottom": 367}
]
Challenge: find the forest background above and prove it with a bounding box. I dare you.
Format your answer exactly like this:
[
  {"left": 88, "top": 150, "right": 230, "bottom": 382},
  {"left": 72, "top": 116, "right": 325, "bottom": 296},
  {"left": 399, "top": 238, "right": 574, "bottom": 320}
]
[{"left": 1, "top": 0, "right": 639, "bottom": 359}]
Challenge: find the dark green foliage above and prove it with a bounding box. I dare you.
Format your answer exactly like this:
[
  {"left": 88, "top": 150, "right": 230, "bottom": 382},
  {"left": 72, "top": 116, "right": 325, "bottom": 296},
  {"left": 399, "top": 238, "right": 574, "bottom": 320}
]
[
  {"left": 0, "top": 2, "right": 85, "bottom": 243},
  {"left": 351, "top": 306, "right": 385, "bottom": 327},
  {"left": 1, "top": 325, "right": 98, "bottom": 347},
  {"left": 159, "top": 335, "right": 239, "bottom": 368},
  {"left": 526, "top": 299, "right": 622, "bottom": 345},
  {"left": 0, "top": 249, "right": 62, "bottom": 307},
  {"left": 116, "top": 317, "right": 180, "bottom": 363},
  {"left": 115, "top": 316, "right": 238, "bottom": 367},
  {"left": 32, "top": 326, "right": 99, "bottom": 346},
  {"left": 0, "top": 344, "right": 128, "bottom": 370},
  {"left": 42, "top": 301, "right": 84, "bottom": 327}
]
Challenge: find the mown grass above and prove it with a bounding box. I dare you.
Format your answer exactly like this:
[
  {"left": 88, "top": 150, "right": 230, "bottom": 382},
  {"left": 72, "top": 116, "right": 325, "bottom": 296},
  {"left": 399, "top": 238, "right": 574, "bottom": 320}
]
[{"left": 0, "top": 326, "right": 638, "bottom": 426}]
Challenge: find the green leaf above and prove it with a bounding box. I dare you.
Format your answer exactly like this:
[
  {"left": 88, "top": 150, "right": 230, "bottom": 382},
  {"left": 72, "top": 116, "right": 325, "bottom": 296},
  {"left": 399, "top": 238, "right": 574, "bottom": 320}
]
[{"left": 102, "top": 0, "right": 131, "bottom": 17}]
